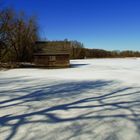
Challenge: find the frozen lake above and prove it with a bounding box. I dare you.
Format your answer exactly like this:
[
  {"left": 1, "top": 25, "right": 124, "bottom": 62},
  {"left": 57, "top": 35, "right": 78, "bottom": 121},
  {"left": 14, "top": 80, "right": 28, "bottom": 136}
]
[{"left": 0, "top": 58, "right": 140, "bottom": 140}]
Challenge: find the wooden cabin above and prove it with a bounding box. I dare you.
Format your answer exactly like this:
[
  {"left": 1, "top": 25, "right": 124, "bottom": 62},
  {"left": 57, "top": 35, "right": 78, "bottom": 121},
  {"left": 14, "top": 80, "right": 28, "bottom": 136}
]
[
  {"left": 34, "top": 53, "right": 70, "bottom": 67},
  {"left": 34, "top": 41, "right": 70, "bottom": 68}
]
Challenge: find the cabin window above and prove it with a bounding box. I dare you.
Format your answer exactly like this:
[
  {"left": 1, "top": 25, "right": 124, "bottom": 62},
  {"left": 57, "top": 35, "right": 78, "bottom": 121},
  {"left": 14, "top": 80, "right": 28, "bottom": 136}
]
[{"left": 49, "top": 56, "right": 56, "bottom": 61}]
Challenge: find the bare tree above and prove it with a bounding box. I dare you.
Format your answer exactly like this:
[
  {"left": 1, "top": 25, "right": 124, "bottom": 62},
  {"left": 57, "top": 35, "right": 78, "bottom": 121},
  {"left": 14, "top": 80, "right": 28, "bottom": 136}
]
[{"left": 0, "top": 8, "right": 39, "bottom": 63}]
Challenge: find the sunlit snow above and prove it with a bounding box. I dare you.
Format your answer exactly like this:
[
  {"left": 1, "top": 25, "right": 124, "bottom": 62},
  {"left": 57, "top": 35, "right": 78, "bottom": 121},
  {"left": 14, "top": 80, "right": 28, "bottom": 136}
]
[{"left": 0, "top": 58, "right": 140, "bottom": 140}]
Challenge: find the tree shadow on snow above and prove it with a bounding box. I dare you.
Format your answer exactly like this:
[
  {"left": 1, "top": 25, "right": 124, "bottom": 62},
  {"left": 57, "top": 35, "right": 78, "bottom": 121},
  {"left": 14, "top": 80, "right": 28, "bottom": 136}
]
[{"left": 0, "top": 78, "right": 140, "bottom": 140}]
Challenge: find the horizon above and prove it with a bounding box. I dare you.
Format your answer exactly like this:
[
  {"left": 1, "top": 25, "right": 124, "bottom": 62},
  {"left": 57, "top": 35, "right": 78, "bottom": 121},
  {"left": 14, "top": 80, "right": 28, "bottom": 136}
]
[{"left": 3, "top": 0, "right": 140, "bottom": 51}]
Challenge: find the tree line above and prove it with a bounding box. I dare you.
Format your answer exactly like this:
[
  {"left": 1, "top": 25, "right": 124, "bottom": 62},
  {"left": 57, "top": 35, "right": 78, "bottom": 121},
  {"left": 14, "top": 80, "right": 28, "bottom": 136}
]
[
  {"left": 0, "top": 8, "right": 140, "bottom": 66},
  {"left": 38, "top": 40, "right": 140, "bottom": 59},
  {"left": 85, "top": 49, "right": 140, "bottom": 58}
]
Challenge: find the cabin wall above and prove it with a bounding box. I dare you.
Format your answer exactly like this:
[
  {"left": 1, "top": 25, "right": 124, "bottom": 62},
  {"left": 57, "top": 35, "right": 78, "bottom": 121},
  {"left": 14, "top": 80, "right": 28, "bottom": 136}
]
[
  {"left": 55, "top": 55, "right": 69, "bottom": 67},
  {"left": 34, "top": 55, "right": 49, "bottom": 66},
  {"left": 34, "top": 55, "right": 70, "bottom": 67}
]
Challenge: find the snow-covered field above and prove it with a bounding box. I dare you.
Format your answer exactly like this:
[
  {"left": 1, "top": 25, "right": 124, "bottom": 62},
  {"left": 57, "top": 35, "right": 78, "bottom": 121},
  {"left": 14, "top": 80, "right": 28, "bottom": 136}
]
[{"left": 0, "top": 58, "right": 140, "bottom": 140}]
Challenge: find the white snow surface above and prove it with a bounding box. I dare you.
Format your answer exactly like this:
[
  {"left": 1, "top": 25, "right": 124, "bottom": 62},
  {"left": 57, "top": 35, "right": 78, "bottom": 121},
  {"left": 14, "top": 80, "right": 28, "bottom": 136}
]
[{"left": 0, "top": 58, "right": 140, "bottom": 140}]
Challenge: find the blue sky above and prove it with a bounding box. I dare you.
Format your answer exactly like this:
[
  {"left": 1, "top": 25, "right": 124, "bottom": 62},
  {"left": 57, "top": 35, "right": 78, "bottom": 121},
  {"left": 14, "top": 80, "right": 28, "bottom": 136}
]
[{"left": 3, "top": 0, "right": 140, "bottom": 50}]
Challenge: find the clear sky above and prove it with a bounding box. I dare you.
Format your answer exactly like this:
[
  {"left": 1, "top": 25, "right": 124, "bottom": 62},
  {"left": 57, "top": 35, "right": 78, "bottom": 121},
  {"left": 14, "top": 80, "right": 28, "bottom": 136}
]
[{"left": 3, "top": 0, "right": 140, "bottom": 51}]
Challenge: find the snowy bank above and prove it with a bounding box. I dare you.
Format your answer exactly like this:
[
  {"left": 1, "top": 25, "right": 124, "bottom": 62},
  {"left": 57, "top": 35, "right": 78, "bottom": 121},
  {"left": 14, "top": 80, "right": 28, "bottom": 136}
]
[{"left": 0, "top": 58, "right": 140, "bottom": 140}]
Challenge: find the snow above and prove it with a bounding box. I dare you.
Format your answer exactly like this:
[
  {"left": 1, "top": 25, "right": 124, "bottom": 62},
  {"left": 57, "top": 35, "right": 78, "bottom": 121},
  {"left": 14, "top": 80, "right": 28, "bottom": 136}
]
[{"left": 0, "top": 58, "right": 140, "bottom": 140}]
